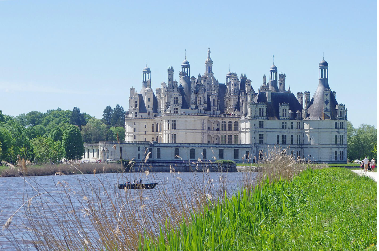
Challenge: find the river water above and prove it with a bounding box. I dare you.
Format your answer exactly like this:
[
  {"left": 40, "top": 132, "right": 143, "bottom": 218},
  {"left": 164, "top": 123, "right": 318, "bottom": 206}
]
[{"left": 0, "top": 171, "right": 256, "bottom": 250}]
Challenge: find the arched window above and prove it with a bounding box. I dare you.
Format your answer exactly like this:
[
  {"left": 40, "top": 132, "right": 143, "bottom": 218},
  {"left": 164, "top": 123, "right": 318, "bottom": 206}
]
[
  {"left": 234, "top": 121, "right": 238, "bottom": 131},
  {"left": 221, "top": 121, "right": 226, "bottom": 131},
  {"left": 228, "top": 121, "right": 232, "bottom": 131}
]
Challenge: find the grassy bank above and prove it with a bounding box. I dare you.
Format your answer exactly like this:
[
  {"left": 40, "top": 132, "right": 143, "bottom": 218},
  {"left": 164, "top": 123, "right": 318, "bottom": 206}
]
[{"left": 142, "top": 168, "right": 377, "bottom": 250}]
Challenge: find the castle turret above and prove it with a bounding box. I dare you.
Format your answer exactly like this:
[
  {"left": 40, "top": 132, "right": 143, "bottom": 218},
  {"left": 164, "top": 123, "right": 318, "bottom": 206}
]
[
  {"left": 269, "top": 56, "right": 278, "bottom": 92},
  {"left": 279, "top": 73, "right": 286, "bottom": 92},
  {"left": 205, "top": 48, "right": 213, "bottom": 76},
  {"left": 142, "top": 66, "right": 151, "bottom": 89}
]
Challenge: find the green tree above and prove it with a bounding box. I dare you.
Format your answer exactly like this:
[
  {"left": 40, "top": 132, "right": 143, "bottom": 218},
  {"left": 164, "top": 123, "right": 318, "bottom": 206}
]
[
  {"left": 102, "top": 106, "right": 113, "bottom": 126},
  {"left": 110, "top": 126, "right": 125, "bottom": 143},
  {"left": 347, "top": 123, "right": 377, "bottom": 161},
  {"left": 70, "top": 107, "right": 86, "bottom": 131},
  {"left": 32, "top": 137, "right": 65, "bottom": 164},
  {"left": 25, "top": 125, "right": 46, "bottom": 139},
  {"left": 50, "top": 127, "right": 64, "bottom": 142},
  {"left": 81, "top": 118, "right": 108, "bottom": 143},
  {"left": 111, "top": 104, "right": 125, "bottom": 127},
  {"left": 63, "top": 125, "right": 84, "bottom": 160}
]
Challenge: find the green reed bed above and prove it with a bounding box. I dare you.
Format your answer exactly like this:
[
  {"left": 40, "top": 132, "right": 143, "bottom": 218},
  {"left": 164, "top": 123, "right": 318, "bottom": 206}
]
[{"left": 142, "top": 168, "right": 377, "bottom": 250}]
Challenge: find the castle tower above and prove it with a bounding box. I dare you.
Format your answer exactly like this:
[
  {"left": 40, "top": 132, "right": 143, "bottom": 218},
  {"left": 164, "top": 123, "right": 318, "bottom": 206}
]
[
  {"left": 142, "top": 66, "right": 151, "bottom": 89},
  {"left": 180, "top": 50, "right": 191, "bottom": 108},
  {"left": 167, "top": 66, "right": 174, "bottom": 89},
  {"left": 269, "top": 56, "right": 278, "bottom": 92},
  {"left": 181, "top": 50, "right": 190, "bottom": 77},
  {"left": 319, "top": 57, "right": 329, "bottom": 89},
  {"left": 279, "top": 73, "right": 286, "bottom": 92},
  {"left": 205, "top": 48, "right": 213, "bottom": 76}
]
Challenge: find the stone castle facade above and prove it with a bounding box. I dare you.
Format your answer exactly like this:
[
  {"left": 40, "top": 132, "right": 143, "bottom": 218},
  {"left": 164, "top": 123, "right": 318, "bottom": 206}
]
[{"left": 84, "top": 49, "right": 347, "bottom": 163}]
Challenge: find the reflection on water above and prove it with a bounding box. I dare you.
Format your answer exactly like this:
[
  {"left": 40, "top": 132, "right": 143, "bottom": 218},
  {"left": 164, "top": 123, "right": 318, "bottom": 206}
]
[{"left": 0, "top": 171, "right": 256, "bottom": 250}]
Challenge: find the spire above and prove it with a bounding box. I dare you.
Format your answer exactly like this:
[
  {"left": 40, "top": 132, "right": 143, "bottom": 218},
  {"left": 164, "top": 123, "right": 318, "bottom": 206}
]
[
  {"left": 323, "top": 52, "right": 324, "bottom": 60},
  {"left": 208, "top": 48, "right": 211, "bottom": 59},
  {"left": 185, "top": 49, "right": 187, "bottom": 60},
  {"left": 273, "top": 55, "right": 274, "bottom": 65}
]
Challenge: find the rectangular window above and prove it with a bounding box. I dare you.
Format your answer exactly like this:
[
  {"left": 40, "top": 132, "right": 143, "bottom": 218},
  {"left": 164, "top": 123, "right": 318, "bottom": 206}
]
[
  {"left": 234, "top": 149, "right": 239, "bottom": 159},
  {"left": 190, "top": 148, "right": 195, "bottom": 159},
  {"left": 135, "top": 112, "right": 137, "bottom": 118},
  {"left": 335, "top": 151, "right": 337, "bottom": 161},
  {"left": 221, "top": 135, "right": 226, "bottom": 144},
  {"left": 148, "top": 98, "right": 150, "bottom": 102},
  {"left": 138, "top": 153, "right": 140, "bottom": 159},
  {"left": 282, "top": 122, "right": 287, "bottom": 129},
  {"left": 172, "top": 134, "right": 177, "bottom": 143},
  {"left": 172, "top": 120, "right": 176, "bottom": 130},
  {"left": 120, "top": 147, "right": 122, "bottom": 159},
  {"left": 340, "top": 135, "right": 343, "bottom": 145},
  {"left": 175, "top": 148, "right": 180, "bottom": 159},
  {"left": 335, "top": 135, "right": 338, "bottom": 145},
  {"left": 282, "top": 135, "right": 287, "bottom": 144},
  {"left": 174, "top": 97, "right": 178, "bottom": 104},
  {"left": 340, "top": 122, "right": 344, "bottom": 129},
  {"left": 259, "top": 108, "right": 264, "bottom": 117},
  {"left": 228, "top": 135, "right": 232, "bottom": 144},
  {"left": 259, "top": 134, "right": 264, "bottom": 144},
  {"left": 174, "top": 108, "right": 178, "bottom": 114},
  {"left": 277, "top": 135, "right": 280, "bottom": 144},
  {"left": 157, "top": 148, "right": 161, "bottom": 159},
  {"left": 282, "top": 109, "right": 287, "bottom": 117},
  {"left": 234, "top": 135, "right": 238, "bottom": 144},
  {"left": 219, "top": 149, "right": 224, "bottom": 159},
  {"left": 134, "top": 101, "right": 138, "bottom": 108},
  {"left": 148, "top": 148, "right": 153, "bottom": 159},
  {"left": 291, "top": 122, "right": 293, "bottom": 129},
  {"left": 297, "top": 122, "right": 301, "bottom": 129},
  {"left": 291, "top": 135, "right": 293, "bottom": 145},
  {"left": 168, "top": 120, "right": 170, "bottom": 130},
  {"left": 335, "top": 122, "right": 338, "bottom": 129},
  {"left": 340, "top": 151, "right": 344, "bottom": 160},
  {"left": 152, "top": 124, "right": 154, "bottom": 132},
  {"left": 93, "top": 149, "right": 95, "bottom": 157},
  {"left": 259, "top": 121, "right": 264, "bottom": 128},
  {"left": 221, "top": 121, "right": 226, "bottom": 131},
  {"left": 203, "top": 149, "right": 207, "bottom": 159}
]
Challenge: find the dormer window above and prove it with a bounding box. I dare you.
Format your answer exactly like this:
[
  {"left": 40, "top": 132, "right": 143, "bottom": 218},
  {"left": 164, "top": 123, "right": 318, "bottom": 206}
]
[{"left": 174, "top": 97, "right": 178, "bottom": 104}]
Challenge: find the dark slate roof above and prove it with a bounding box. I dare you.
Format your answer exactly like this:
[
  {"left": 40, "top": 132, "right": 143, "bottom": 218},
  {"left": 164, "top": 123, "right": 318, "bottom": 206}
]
[
  {"left": 138, "top": 94, "right": 147, "bottom": 113},
  {"left": 319, "top": 59, "right": 328, "bottom": 66},
  {"left": 178, "top": 86, "right": 189, "bottom": 109},
  {"left": 307, "top": 82, "right": 337, "bottom": 120},
  {"left": 256, "top": 92, "right": 302, "bottom": 119},
  {"left": 218, "top": 84, "right": 227, "bottom": 113},
  {"left": 153, "top": 94, "right": 158, "bottom": 113}
]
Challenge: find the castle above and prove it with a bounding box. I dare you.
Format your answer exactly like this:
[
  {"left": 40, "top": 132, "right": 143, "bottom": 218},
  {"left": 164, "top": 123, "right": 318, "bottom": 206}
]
[{"left": 83, "top": 49, "right": 347, "bottom": 164}]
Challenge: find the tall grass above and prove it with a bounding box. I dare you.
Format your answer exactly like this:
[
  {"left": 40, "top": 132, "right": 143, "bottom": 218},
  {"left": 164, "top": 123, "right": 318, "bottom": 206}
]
[
  {"left": 142, "top": 167, "right": 377, "bottom": 250},
  {"left": 1, "top": 158, "right": 254, "bottom": 250}
]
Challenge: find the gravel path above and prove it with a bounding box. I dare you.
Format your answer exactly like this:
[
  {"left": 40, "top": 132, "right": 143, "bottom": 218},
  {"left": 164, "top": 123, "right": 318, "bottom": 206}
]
[{"left": 351, "top": 170, "right": 377, "bottom": 182}]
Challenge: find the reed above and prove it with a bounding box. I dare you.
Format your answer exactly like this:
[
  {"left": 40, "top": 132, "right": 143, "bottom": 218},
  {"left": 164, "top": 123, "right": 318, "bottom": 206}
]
[{"left": 1, "top": 154, "right": 255, "bottom": 250}]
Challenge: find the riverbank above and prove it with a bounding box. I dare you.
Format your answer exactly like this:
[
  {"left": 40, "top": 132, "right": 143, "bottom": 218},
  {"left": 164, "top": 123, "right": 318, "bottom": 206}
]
[
  {"left": 142, "top": 167, "right": 377, "bottom": 250},
  {"left": 0, "top": 160, "right": 237, "bottom": 177}
]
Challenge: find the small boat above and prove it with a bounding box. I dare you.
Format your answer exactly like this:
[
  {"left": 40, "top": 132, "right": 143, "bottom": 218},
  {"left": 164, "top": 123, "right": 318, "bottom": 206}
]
[{"left": 118, "top": 182, "right": 158, "bottom": 190}]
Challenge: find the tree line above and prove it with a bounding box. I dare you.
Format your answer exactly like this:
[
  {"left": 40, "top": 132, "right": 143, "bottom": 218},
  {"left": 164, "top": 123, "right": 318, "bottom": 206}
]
[
  {"left": 0, "top": 107, "right": 376, "bottom": 164},
  {"left": 347, "top": 122, "right": 377, "bottom": 161},
  {"left": 0, "top": 104, "right": 125, "bottom": 165}
]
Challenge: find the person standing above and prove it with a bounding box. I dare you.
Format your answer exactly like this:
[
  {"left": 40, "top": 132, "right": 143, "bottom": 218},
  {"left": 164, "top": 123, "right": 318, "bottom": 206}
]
[
  {"left": 363, "top": 157, "right": 369, "bottom": 172},
  {"left": 371, "top": 158, "right": 376, "bottom": 171}
]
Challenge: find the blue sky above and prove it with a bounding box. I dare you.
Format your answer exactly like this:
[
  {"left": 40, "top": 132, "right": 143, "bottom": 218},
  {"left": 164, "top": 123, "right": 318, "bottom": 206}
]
[{"left": 0, "top": 0, "right": 376, "bottom": 128}]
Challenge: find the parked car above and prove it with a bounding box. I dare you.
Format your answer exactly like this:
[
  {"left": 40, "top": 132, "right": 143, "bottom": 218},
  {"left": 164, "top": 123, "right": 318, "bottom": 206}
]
[{"left": 353, "top": 159, "right": 362, "bottom": 165}]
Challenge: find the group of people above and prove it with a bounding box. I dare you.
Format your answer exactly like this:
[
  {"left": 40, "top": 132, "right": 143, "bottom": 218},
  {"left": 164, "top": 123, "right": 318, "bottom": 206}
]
[
  {"left": 361, "top": 157, "right": 375, "bottom": 172},
  {"left": 127, "top": 179, "right": 143, "bottom": 184}
]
